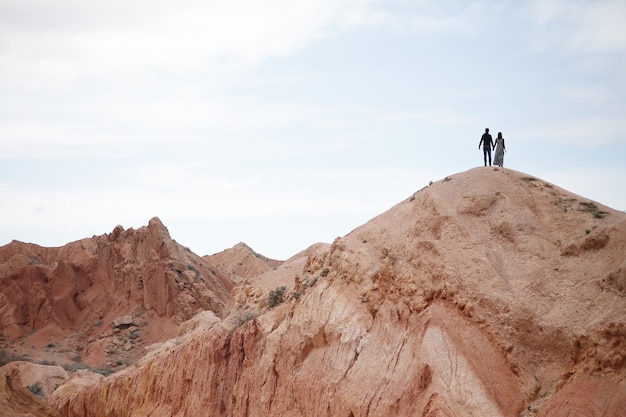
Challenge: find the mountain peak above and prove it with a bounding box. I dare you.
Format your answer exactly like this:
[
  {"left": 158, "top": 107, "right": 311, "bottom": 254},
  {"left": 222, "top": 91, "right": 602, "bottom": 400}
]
[{"left": 203, "top": 241, "right": 282, "bottom": 283}]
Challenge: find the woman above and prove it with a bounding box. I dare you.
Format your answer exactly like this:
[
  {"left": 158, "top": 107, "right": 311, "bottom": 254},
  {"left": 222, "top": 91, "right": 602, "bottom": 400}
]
[{"left": 493, "top": 132, "right": 506, "bottom": 167}]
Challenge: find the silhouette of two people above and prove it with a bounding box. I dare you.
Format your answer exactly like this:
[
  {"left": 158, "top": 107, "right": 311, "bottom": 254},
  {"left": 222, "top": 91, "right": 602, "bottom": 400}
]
[{"left": 478, "top": 128, "right": 506, "bottom": 167}]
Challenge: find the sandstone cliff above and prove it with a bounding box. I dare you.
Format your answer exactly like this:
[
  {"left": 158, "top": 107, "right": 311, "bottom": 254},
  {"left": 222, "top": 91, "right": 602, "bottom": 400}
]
[
  {"left": 47, "top": 168, "right": 626, "bottom": 417},
  {"left": 0, "top": 217, "right": 234, "bottom": 370}
]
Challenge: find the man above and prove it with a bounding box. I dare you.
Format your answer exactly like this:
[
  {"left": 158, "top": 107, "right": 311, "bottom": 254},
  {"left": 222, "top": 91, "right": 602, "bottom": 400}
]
[{"left": 478, "top": 128, "right": 494, "bottom": 166}]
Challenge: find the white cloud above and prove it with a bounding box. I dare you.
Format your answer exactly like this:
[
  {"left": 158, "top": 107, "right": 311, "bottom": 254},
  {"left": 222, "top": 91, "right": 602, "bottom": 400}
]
[
  {"left": 529, "top": 0, "right": 626, "bottom": 54},
  {"left": 132, "top": 163, "right": 261, "bottom": 191},
  {"left": 514, "top": 115, "right": 626, "bottom": 147},
  {"left": 0, "top": 0, "right": 392, "bottom": 160},
  {"left": 0, "top": 0, "right": 384, "bottom": 81},
  {"left": 557, "top": 84, "right": 624, "bottom": 114},
  {"left": 372, "top": 108, "right": 472, "bottom": 125},
  {"left": 403, "top": 14, "right": 472, "bottom": 34},
  {"left": 378, "top": 0, "right": 488, "bottom": 35},
  {"left": 0, "top": 163, "right": 434, "bottom": 236}
]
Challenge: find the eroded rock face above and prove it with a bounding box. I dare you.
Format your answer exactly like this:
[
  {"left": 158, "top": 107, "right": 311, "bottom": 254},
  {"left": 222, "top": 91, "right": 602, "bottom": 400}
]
[
  {"left": 0, "top": 217, "right": 234, "bottom": 368},
  {"left": 0, "top": 370, "right": 61, "bottom": 417},
  {"left": 46, "top": 370, "right": 104, "bottom": 403},
  {"left": 536, "top": 377, "right": 626, "bottom": 417},
  {"left": 47, "top": 168, "right": 626, "bottom": 417},
  {"left": 0, "top": 362, "right": 69, "bottom": 398},
  {"left": 51, "top": 294, "right": 525, "bottom": 417}
]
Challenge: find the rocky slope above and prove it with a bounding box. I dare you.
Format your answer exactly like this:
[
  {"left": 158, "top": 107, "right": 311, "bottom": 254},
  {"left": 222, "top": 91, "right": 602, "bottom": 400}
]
[
  {"left": 46, "top": 168, "right": 626, "bottom": 417},
  {"left": 0, "top": 217, "right": 234, "bottom": 372},
  {"left": 203, "top": 242, "right": 283, "bottom": 284},
  {"left": 0, "top": 369, "right": 61, "bottom": 417}
]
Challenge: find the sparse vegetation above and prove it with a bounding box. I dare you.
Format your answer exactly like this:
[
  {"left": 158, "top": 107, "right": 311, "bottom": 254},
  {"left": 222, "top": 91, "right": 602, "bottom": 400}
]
[
  {"left": 0, "top": 349, "right": 30, "bottom": 366},
  {"left": 1, "top": 347, "right": 117, "bottom": 379},
  {"left": 553, "top": 195, "right": 577, "bottom": 211},
  {"left": 62, "top": 362, "right": 114, "bottom": 376},
  {"left": 292, "top": 271, "right": 324, "bottom": 300},
  {"left": 28, "top": 382, "right": 44, "bottom": 398},
  {"left": 63, "top": 362, "right": 88, "bottom": 373},
  {"left": 46, "top": 343, "right": 56, "bottom": 348},
  {"left": 579, "top": 201, "right": 607, "bottom": 219},
  {"left": 235, "top": 310, "right": 258, "bottom": 326},
  {"left": 268, "top": 286, "right": 287, "bottom": 308},
  {"left": 93, "top": 367, "right": 115, "bottom": 376}
]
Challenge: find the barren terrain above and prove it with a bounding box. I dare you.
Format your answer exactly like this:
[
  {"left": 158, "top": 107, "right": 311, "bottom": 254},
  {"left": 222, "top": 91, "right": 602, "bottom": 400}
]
[{"left": 1, "top": 167, "right": 624, "bottom": 417}]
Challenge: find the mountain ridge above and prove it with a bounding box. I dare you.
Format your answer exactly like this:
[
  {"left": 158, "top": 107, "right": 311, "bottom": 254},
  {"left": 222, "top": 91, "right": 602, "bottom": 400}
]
[
  {"left": 2, "top": 167, "right": 625, "bottom": 416},
  {"left": 0, "top": 217, "right": 235, "bottom": 370}
]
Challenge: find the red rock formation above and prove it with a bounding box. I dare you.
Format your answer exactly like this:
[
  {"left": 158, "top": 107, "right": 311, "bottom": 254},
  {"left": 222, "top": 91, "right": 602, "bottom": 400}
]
[
  {"left": 1, "top": 361, "right": 69, "bottom": 397},
  {"left": 0, "top": 370, "right": 61, "bottom": 417},
  {"left": 0, "top": 217, "right": 234, "bottom": 368},
  {"left": 203, "top": 242, "right": 283, "bottom": 284},
  {"left": 16, "top": 168, "right": 626, "bottom": 416}
]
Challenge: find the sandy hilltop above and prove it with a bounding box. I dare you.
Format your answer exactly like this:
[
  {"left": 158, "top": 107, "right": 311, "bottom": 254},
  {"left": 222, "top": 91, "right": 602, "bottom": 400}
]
[{"left": 1, "top": 167, "right": 625, "bottom": 417}]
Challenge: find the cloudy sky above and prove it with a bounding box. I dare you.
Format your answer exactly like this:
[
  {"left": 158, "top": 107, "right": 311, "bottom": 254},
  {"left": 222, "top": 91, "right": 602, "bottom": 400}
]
[{"left": 1, "top": 0, "right": 625, "bottom": 259}]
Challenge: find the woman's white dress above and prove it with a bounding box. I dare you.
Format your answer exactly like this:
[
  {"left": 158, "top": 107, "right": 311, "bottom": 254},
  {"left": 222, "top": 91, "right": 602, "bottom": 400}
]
[{"left": 493, "top": 138, "right": 505, "bottom": 167}]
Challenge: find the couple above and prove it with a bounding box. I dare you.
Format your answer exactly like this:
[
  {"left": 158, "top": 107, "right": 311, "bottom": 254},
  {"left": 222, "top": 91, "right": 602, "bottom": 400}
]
[{"left": 478, "top": 128, "right": 506, "bottom": 167}]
